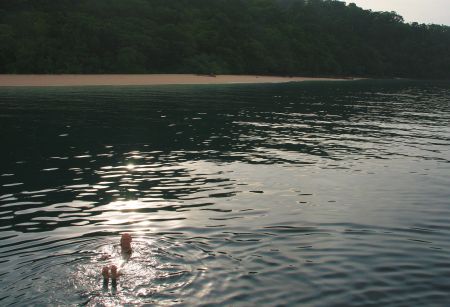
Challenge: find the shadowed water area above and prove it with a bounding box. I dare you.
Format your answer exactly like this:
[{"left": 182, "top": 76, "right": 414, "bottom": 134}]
[{"left": 0, "top": 80, "right": 449, "bottom": 306}]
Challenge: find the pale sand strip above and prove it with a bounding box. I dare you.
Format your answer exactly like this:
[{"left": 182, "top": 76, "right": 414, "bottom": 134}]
[{"left": 0, "top": 74, "right": 351, "bottom": 87}]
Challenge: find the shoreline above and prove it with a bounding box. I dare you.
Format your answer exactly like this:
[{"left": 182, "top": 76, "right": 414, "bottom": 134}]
[{"left": 0, "top": 74, "right": 355, "bottom": 87}]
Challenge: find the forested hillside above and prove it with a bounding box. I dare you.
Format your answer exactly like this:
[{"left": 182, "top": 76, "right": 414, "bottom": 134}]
[{"left": 0, "top": 0, "right": 449, "bottom": 78}]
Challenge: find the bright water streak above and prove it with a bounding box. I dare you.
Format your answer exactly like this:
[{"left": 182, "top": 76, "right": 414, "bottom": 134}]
[{"left": 0, "top": 80, "right": 449, "bottom": 306}]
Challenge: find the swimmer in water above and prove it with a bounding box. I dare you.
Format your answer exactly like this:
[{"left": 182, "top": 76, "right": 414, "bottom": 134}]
[
  {"left": 120, "top": 233, "right": 132, "bottom": 257},
  {"left": 102, "top": 233, "right": 132, "bottom": 289}
]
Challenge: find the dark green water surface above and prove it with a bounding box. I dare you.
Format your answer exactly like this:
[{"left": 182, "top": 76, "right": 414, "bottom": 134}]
[{"left": 0, "top": 80, "right": 449, "bottom": 306}]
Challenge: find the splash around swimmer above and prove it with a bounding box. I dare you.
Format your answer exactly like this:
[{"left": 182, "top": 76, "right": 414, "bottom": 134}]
[{"left": 102, "top": 233, "right": 133, "bottom": 287}]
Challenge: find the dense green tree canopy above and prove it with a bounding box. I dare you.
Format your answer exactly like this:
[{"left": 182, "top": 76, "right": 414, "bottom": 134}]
[{"left": 0, "top": 0, "right": 449, "bottom": 78}]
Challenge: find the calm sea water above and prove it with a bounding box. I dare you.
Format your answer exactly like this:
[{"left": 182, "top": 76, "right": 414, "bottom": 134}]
[{"left": 0, "top": 80, "right": 449, "bottom": 306}]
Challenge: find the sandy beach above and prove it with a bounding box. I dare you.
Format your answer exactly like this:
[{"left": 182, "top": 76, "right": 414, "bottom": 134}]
[{"left": 0, "top": 74, "right": 351, "bottom": 87}]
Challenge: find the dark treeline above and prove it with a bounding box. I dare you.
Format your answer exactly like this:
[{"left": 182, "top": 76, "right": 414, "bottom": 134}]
[{"left": 0, "top": 0, "right": 449, "bottom": 78}]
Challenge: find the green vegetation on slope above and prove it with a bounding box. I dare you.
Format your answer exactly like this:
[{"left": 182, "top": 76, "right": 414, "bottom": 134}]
[{"left": 0, "top": 0, "right": 449, "bottom": 78}]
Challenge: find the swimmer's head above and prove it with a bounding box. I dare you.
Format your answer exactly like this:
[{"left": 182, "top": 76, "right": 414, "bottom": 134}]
[{"left": 120, "top": 233, "right": 132, "bottom": 253}]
